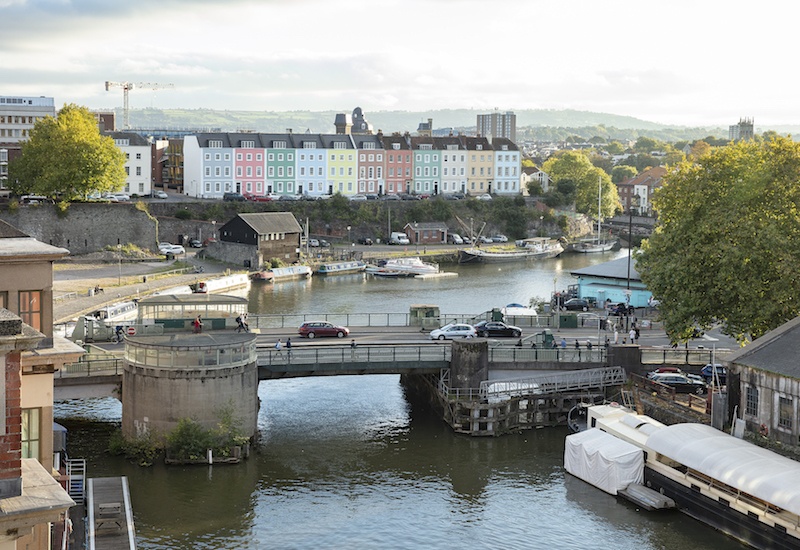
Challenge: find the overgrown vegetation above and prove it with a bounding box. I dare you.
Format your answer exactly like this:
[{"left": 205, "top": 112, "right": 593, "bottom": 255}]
[
  {"left": 108, "top": 430, "right": 160, "bottom": 467},
  {"left": 165, "top": 404, "right": 249, "bottom": 462}
]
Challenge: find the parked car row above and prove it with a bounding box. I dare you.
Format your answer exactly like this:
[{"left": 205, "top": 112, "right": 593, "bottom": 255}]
[
  {"left": 429, "top": 320, "right": 523, "bottom": 340},
  {"left": 645, "top": 363, "right": 727, "bottom": 394}
]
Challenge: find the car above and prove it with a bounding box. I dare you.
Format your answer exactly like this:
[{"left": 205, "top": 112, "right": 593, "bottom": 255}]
[
  {"left": 462, "top": 236, "right": 472, "bottom": 244},
  {"left": 319, "top": 239, "right": 330, "bottom": 248},
  {"left": 447, "top": 234, "right": 464, "bottom": 245},
  {"left": 357, "top": 237, "right": 374, "bottom": 245},
  {"left": 476, "top": 194, "right": 493, "bottom": 201},
  {"left": 563, "top": 298, "right": 590, "bottom": 311},
  {"left": 473, "top": 321, "right": 522, "bottom": 338},
  {"left": 223, "top": 192, "right": 246, "bottom": 202},
  {"left": 298, "top": 321, "right": 349, "bottom": 339},
  {"left": 278, "top": 194, "right": 300, "bottom": 201},
  {"left": 380, "top": 194, "right": 401, "bottom": 201},
  {"left": 349, "top": 194, "right": 368, "bottom": 201},
  {"left": 113, "top": 193, "right": 131, "bottom": 201},
  {"left": 492, "top": 235, "right": 508, "bottom": 243},
  {"left": 647, "top": 366, "right": 684, "bottom": 379},
  {"left": 159, "top": 243, "right": 185, "bottom": 255},
  {"left": 649, "top": 373, "right": 707, "bottom": 394},
  {"left": 309, "top": 238, "right": 320, "bottom": 247},
  {"left": 479, "top": 236, "right": 493, "bottom": 244},
  {"left": 365, "top": 194, "right": 379, "bottom": 201},
  {"left": 701, "top": 364, "right": 727, "bottom": 385},
  {"left": 189, "top": 239, "right": 203, "bottom": 248},
  {"left": 444, "top": 193, "right": 465, "bottom": 200},
  {"left": 203, "top": 237, "right": 218, "bottom": 246},
  {"left": 245, "top": 193, "right": 274, "bottom": 202},
  {"left": 429, "top": 323, "right": 477, "bottom": 340},
  {"left": 609, "top": 302, "right": 635, "bottom": 316},
  {"left": 399, "top": 193, "right": 421, "bottom": 201},
  {"left": 153, "top": 190, "right": 169, "bottom": 199}
]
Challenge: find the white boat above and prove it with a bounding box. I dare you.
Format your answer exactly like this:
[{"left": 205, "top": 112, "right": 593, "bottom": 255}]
[
  {"left": 381, "top": 257, "right": 439, "bottom": 276},
  {"left": 458, "top": 238, "right": 563, "bottom": 264},
  {"left": 501, "top": 303, "right": 537, "bottom": 317},
  {"left": 267, "top": 265, "right": 312, "bottom": 282},
  {"left": 194, "top": 273, "right": 250, "bottom": 293},
  {"left": 90, "top": 300, "right": 138, "bottom": 323},
  {"left": 585, "top": 404, "right": 800, "bottom": 548},
  {"left": 316, "top": 261, "right": 366, "bottom": 275}
]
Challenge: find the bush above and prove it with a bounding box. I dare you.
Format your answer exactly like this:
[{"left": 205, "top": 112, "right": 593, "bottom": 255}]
[
  {"left": 108, "top": 430, "right": 160, "bottom": 467},
  {"left": 175, "top": 208, "right": 192, "bottom": 220}
]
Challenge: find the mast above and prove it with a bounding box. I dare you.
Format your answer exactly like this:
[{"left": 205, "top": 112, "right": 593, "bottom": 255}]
[{"left": 597, "top": 176, "right": 602, "bottom": 243}]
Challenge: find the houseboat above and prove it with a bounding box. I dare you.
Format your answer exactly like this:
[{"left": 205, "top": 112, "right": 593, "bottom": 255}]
[
  {"left": 252, "top": 265, "right": 312, "bottom": 282},
  {"left": 583, "top": 404, "right": 800, "bottom": 549},
  {"left": 91, "top": 300, "right": 138, "bottom": 323},
  {"left": 316, "top": 260, "right": 366, "bottom": 276},
  {"left": 194, "top": 273, "right": 250, "bottom": 294},
  {"left": 380, "top": 257, "right": 439, "bottom": 276},
  {"left": 458, "top": 238, "right": 563, "bottom": 264}
]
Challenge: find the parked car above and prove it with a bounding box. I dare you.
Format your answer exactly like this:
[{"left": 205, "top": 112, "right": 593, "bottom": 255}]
[
  {"left": 189, "top": 239, "right": 203, "bottom": 248},
  {"left": 357, "top": 237, "right": 374, "bottom": 245},
  {"left": 649, "top": 373, "right": 706, "bottom": 395},
  {"left": 223, "top": 192, "right": 246, "bottom": 202},
  {"left": 492, "top": 235, "right": 508, "bottom": 243},
  {"left": 609, "top": 302, "right": 635, "bottom": 316},
  {"left": 429, "top": 323, "right": 477, "bottom": 340},
  {"left": 349, "top": 194, "right": 367, "bottom": 201},
  {"left": 278, "top": 194, "right": 299, "bottom": 201},
  {"left": 159, "top": 243, "right": 185, "bottom": 255},
  {"left": 701, "top": 364, "right": 727, "bottom": 385},
  {"left": 153, "top": 190, "right": 169, "bottom": 199},
  {"left": 447, "top": 233, "right": 464, "bottom": 245},
  {"left": 479, "top": 236, "right": 493, "bottom": 244},
  {"left": 245, "top": 193, "right": 274, "bottom": 202},
  {"left": 365, "top": 194, "right": 379, "bottom": 201},
  {"left": 563, "top": 298, "right": 590, "bottom": 311},
  {"left": 476, "top": 194, "right": 493, "bottom": 201},
  {"left": 380, "top": 194, "right": 401, "bottom": 201},
  {"left": 298, "top": 321, "right": 349, "bottom": 339},
  {"left": 309, "top": 238, "right": 320, "bottom": 247},
  {"left": 462, "top": 236, "right": 472, "bottom": 244},
  {"left": 473, "top": 321, "right": 522, "bottom": 338},
  {"left": 647, "top": 366, "right": 684, "bottom": 379}
]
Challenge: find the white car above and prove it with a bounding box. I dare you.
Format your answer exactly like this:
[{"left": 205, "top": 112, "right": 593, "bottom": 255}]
[
  {"left": 113, "top": 193, "right": 131, "bottom": 201},
  {"left": 429, "top": 323, "right": 477, "bottom": 340},
  {"left": 476, "top": 194, "right": 493, "bottom": 201},
  {"left": 159, "top": 243, "right": 185, "bottom": 255},
  {"left": 154, "top": 190, "right": 169, "bottom": 199}
]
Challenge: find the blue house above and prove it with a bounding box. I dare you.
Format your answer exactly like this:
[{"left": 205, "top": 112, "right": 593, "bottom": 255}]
[{"left": 570, "top": 257, "right": 654, "bottom": 308}]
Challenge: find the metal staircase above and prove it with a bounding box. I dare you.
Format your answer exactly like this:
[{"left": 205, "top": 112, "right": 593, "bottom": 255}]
[{"left": 66, "top": 459, "right": 86, "bottom": 505}]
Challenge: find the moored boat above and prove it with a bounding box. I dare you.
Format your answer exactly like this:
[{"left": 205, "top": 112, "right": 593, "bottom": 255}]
[
  {"left": 458, "top": 238, "right": 563, "bottom": 264},
  {"left": 317, "top": 260, "right": 366, "bottom": 275},
  {"left": 371, "top": 257, "right": 439, "bottom": 276},
  {"left": 194, "top": 273, "right": 250, "bottom": 293},
  {"left": 268, "top": 265, "right": 313, "bottom": 282},
  {"left": 571, "top": 236, "right": 617, "bottom": 254}
]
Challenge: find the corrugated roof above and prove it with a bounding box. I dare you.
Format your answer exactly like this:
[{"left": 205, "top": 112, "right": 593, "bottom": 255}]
[{"left": 237, "top": 212, "right": 302, "bottom": 234}]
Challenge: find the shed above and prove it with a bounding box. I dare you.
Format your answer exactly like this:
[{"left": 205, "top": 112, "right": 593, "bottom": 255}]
[{"left": 403, "top": 222, "right": 448, "bottom": 244}]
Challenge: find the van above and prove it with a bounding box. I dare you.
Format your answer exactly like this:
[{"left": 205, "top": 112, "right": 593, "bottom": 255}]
[
  {"left": 389, "top": 232, "right": 410, "bottom": 245},
  {"left": 448, "top": 233, "right": 463, "bottom": 245}
]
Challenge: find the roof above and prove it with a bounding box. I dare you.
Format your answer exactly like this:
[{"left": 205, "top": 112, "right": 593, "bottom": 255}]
[
  {"left": 724, "top": 316, "right": 800, "bottom": 378},
  {"left": 0, "top": 219, "right": 29, "bottom": 238},
  {"left": 237, "top": 212, "right": 302, "bottom": 235},
  {"left": 404, "top": 222, "right": 448, "bottom": 231},
  {"left": 0, "top": 221, "right": 69, "bottom": 259},
  {"left": 647, "top": 423, "right": 800, "bottom": 517},
  {"left": 102, "top": 131, "right": 150, "bottom": 146},
  {"left": 570, "top": 256, "right": 641, "bottom": 282}
]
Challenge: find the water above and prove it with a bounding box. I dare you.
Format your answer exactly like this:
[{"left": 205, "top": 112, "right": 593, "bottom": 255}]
[{"left": 56, "top": 251, "right": 745, "bottom": 549}]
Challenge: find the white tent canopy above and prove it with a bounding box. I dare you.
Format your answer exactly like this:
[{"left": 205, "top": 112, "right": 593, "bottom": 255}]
[{"left": 564, "top": 428, "right": 644, "bottom": 495}]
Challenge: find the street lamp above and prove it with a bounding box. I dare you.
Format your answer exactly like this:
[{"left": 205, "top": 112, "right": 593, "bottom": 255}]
[
  {"left": 347, "top": 226, "right": 351, "bottom": 245},
  {"left": 626, "top": 194, "right": 640, "bottom": 332},
  {"left": 212, "top": 220, "right": 216, "bottom": 240},
  {"left": 117, "top": 243, "right": 122, "bottom": 286}
]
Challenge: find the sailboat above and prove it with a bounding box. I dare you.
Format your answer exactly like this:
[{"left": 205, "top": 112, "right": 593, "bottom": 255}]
[{"left": 573, "top": 177, "right": 618, "bottom": 253}]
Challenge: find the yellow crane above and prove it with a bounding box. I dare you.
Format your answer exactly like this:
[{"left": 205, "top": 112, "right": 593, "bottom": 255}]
[{"left": 104, "top": 81, "right": 174, "bottom": 129}]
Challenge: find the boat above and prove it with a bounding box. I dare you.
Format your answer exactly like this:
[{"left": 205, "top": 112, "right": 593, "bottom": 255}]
[
  {"left": 194, "top": 273, "right": 250, "bottom": 293},
  {"left": 501, "top": 303, "right": 537, "bottom": 317},
  {"left": 571, "top": 177, "right": 617, "bottom": 253},
  {"left": 368, "top": 257, "right": 439, "bottom": 276},
  {"left": 250, "top": 270, "right": 274, "bottom": 282},
  {"left": 316, "top": 260, "right": 366, "bottom": 276},
  {"left": 584, "top": 404, "right": 800, "bottom": 548},
  {"left": 458, "top": 238, "right": 563, "bottom": 264},
  {"left": 90, "top": 300, "right": 138, "bottom": 323},
  {"left": 267, "top": 265, "right": 313, "bottom": 282}
]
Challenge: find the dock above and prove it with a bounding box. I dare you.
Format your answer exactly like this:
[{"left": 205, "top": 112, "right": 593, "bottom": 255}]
[{"left": 86, "top": 477, "right": 136, "bottom": 549}]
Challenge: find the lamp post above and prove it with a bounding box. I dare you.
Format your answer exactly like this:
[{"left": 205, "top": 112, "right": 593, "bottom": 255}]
[
  {"left": 211, "top": 220, "right": 216, "bottom": 240},
  {"left": 347, "top": 225, "right": 351, "bottom": 245},
  {"left": 117, "top": 244, "right": 122, "bottom": 286},
  {"left": 626, "top": 194, "right": 640, "bottom": 332}
]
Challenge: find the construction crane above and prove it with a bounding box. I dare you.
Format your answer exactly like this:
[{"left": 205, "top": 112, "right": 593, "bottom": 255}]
[{"left": 104, "top": 81, "right": 174, "bottom": 129}]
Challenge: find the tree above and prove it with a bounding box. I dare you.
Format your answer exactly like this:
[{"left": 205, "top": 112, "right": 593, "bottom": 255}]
[
  {"left": 636, "top": 136, "right": 800, "bottom": 343},
  {"left": 612, "top": 165, "right": 638, "bottom": 183},
  {"left": 542, "top": 151, "right": 620, "bottom": 218},
  {"left": 689, "top": 140, "right": 711, "bottom": 159},
  {"left": 8, "top": 104, "right": 126, "bottom": 200}
]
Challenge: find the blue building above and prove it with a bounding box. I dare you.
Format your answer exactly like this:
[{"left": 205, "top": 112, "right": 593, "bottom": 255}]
[{"left": 570, "top": 257, "right": 654, "bottom": 308}]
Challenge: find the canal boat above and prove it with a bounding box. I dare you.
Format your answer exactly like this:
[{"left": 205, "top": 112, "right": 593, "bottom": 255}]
[
  {"left": 316, "top": 260, "right": 366, "bottom": 276},
  {"left": 194, "top": 273, "right": 250, "bottom": 293},
  {"left": 90, "top": 300, "right": 138, "bottom": 323},
  {"left": 366, "top": 257, "right": 439, "bottom": 277},
  {"left": 458, "top": 238, "right": 563, "bottom": 264},
  {"left": 586, "top": 404, "right": 800, "bottom": 549},
  {"left": 251, "top": 265, "right": 312, "bottom": 282}
]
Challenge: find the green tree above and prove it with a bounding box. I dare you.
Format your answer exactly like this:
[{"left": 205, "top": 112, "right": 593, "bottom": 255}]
[
  {"left": 8, "top": 104, "right": 126, "bottom": 200},
  {"left": 542, "top": 151, "right": 620, "bottom": 218},
  {"left": 637, "top": 136, "right": 800, "bottom": 343},
  {"left": 612, "top": 165, "right": 638, "bottom": 183}
]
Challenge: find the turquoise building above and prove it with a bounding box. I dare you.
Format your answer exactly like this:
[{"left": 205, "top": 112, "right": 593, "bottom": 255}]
[{"left": 570, "top": 256, "right": 653, "bottom": 308}]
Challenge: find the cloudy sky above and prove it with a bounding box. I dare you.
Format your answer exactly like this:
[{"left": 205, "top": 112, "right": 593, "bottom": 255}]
[{"left": 1, "top": 0, "right": 794, "bottom": 127}]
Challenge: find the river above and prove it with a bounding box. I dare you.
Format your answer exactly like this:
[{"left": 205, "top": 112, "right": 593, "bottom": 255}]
[{"left": 55, "top": 250, "right": 745, "bottom": 549}]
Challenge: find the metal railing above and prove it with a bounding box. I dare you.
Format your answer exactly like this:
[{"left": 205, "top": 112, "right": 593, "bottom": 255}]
[
  {"left": 640, "top": 348, "right": 732, "bottom": 367},
  {"left": 488, "top": 346, "right": 606, "bottom": 363},
  {"left": 257, "top": 343, "right": 452, "bottom": 366},
  {"left": 59, "top": 357, "right": 123, "bottom": 378},
  {"left": 54, "top": 291, "right": 79, "bottom": 303},
  {"left": 480, "top": 366, "right": 626, "bottom": 400}
]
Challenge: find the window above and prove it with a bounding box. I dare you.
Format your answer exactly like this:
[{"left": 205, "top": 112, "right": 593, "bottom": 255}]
[
  {"left": 0, "top": 291, "right": 6, "bottom": 309},
  {"left": 246, "top": 153, "right": 252, "bottom": 161},
  {"left": 208, "top": 140, "right": 223, "bottom": 148},
  {"left": 237, "top": 153, "right": 243, "bottom": 161},
  {"left": 256, "top": 166, "right": 262, "bottom": 177},
  {"left": 136, "top": 153, "right": 141, "bottom": 160},
  {"left": 21, "top": 408, "right": 40, "bottom": 460},
  {"left": 136, "top": 167, "right": 142, "bottom": 176},
  {"left": 242, "top": 140, "right": 255, "bottom": 148},
  {"left": 237, "top": 167, "right": 243, "bottom": 177},
  {"left": 779, "top": 396, "right": 794, "bottom": 429},
  {"left": 273, "top": 141, "right": 287, "bottom": 149},
  {"left": 334, "top": 142, "right": 346, "bottom": 150}
]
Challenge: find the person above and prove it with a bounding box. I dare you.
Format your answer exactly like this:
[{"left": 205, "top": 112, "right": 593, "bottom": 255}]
[
  {"left": 242, "top": 312, "right": 249, "bottom": 332},
  {"left": 634, "top": 326, "right": 640, "bottom": 343},
  {"left": 587, "top": 340, "right": 593, "bottom": 350},
  {"left": 236, "top": 314, "right": 245, "bottom": 332},
  {"left": 114, "top": 325, "right": 124, "bottom": 344},
  {"left": 613, "top": 328, "right": 619, "bottom": 344},
  {"left": 574, "top": 339, "right": 580, "bottom": 349},
  {"left": 560, "top": 337, "right": 567, "bottom": 348},
  {"left": 94, "top": 284, "right": 103, "bottom": 294},
  {"left": 629, "top": 327, "right": 636, "bottom": 343},
  {"left": 286, "top": 337, "right": 292, "bottom": 359},
  {"left": 193, "top": 315, "right": 202, "bottom": 334},
  {"left": 274, "top": 339, "right": 283, "bottom": 358},
  {"left": 604, "top": 337, "right": 610, "bottom": 349},
  {"left": 350, "top": 338, "right": 357, "bottom": 359},
  {"left": 531, "top": 342, "right": 537, "bottom": 349},
  {"left": 516, "top": 338, "right": 523, "bottom": 347}
]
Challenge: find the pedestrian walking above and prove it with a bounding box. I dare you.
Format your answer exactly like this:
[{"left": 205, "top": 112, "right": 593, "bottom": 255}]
[
  {"left": 587, "top": 340, "right": 593, "bottom": 350},
  {"left": 629, "top": 327, "right": 636, "bottom": 343},
  {"left": 274, "top": 338, "right": 283, "bottom": 358},
  {"left": 286, "top": 338, "right": 292, "bottom": 360},
  {"left": 193, "top": 315, "right": 203, "bottom": 334},
  {"left": 350, "top": 339, "right": 358, "bottom": 359},
  {"left": 560, "top": 338, "right": 567, "bottom": 348},
  {"left": 613, "top": 328, "right": 619, "bottom": 344},
  {"left": 574, "top": 340, "right": 580, "bottom": 349},
  {"left": 634, "top": 326, "right": 640, "bottom": 343}
]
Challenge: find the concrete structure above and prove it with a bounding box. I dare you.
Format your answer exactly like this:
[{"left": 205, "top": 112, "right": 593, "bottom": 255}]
[
  {"left": 121, "top": 333, "right": 259, "bottom": 441},
  {"left": 729, "top": 117, "right": 754, "bottom": 142},
  {"left": 725, "top": 316, "right": 800, "bottom": 446},
  {"left": 0, "top": 96, "right": 55, "bottom": 195},
  {"left": 477, "top": 111, "right": 516, "bottom": 143}
]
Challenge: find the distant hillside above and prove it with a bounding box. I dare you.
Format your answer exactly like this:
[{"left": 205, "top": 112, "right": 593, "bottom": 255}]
[{"left": 122, "top": 107, "right": 795, "bottom": 143}]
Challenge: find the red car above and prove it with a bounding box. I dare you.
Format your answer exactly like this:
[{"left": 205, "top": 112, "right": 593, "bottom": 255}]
[
  {"left": 298, "top": 321, "right": 350, "bottom": 339},
  {"left": 244, "top": 193, "right": 274, "bottom": 202}
]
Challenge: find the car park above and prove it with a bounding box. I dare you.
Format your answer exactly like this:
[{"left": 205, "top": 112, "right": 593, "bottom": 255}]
[
  {"left": 701, "top": 364, "right": 727, "bottom": 385},
  {"left": 473, "top": 321, "right": 522, "bottom": 338},
  {"left": 649, "top": 373, "right": 706, "bottom": 394},
  {"left": 563, "top": 298, "right": 590, "bottom": 311},
  {"left": 298, "top": 321, "right": 349, "bottom": 339},
  {"left": 429, "top": 323, "right": 477, "bottom": 340}
]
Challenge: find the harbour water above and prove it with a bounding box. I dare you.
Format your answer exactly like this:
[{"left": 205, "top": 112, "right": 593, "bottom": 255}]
[{"left": 56, "top": 251, "right": 745, "bottom": 549}]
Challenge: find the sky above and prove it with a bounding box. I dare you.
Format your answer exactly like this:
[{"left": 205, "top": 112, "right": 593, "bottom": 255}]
[{"left": 1, "top": 0, "right": 796, "bottom": 128}]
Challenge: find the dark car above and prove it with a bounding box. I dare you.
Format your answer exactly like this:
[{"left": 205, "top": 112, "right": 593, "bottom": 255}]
[
  {"left": 380, "top": 194, "right": 401, "bottom": 201},
  {"left": 701, "top": 364, "right": 727, "bottom": 385},
  {"left": 365, "top": 194, "right": 379, "bottom": 201},
  {"left": 298, "top": 321, "right": 349, "bottom": 339},
  {"left": 563, "top": 298, "right": 590, "bottom": 311},
  {"left": 473, "top": 321, "right": 522, "bottom": 338},
  {"left": 609, "top": 302, "right": 635, "bottom": 316},
  {"left": 223, "top": 192, "right": 246, "bottom": 202},
  {"left": 357, "top": 237, "right": 374, "bottom": 245},
  {"left": 650, "top": 373, "right": 706, "bottom": 395}
]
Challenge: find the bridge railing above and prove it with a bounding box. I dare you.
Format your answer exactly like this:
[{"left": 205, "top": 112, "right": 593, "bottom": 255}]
[
  {"left": 488, "top": 347, "right": 606, "bottom": 363},
  {"left": 257, "top": 344, "right": 452, "bottom": 366},
  {"left": 249, "top": 312, "right": 500, "bottom": 329},
  {"left": 640, "top": 348, "right": 732, "bottom": 367},
  {"left": 59, "top": 357, "right": 123, "bottom": 378},
  {"left": 481, "top": 366, "right": 626, "bottom": 400}
]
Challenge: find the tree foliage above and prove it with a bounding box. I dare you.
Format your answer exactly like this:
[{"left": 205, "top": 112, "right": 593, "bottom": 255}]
[
  {"left": 637, "top": 136, "right": 800, "bottom": 343},
  {"left": 542, "top": 151, "right": 621, "bottom": 218},
  {"left": 8, "top": 104, "right": 126, "bottom": 200}
]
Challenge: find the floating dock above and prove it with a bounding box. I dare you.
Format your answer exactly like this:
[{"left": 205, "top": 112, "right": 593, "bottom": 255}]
[{"left": 87, "top": 476, "right": 136, "bottom": 549}]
